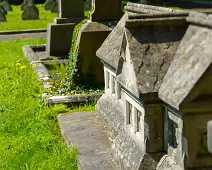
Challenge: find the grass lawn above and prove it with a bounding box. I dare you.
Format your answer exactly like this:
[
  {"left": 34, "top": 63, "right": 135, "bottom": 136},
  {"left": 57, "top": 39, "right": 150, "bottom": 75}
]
[
  {"left": 0, "top": 5, "right": 57, "bottom": 32},
  {"left": 0, "top": 38, "right": 96, "bottom": 169}
]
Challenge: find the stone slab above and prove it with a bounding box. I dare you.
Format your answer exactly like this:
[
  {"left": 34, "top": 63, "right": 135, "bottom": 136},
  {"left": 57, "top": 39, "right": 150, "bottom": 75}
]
[
  {"left": 46, "top": 23, "right": 76, "bottom": 56},
  {"left": 58, "top": 112, "right": 119, "bottom": 170}
]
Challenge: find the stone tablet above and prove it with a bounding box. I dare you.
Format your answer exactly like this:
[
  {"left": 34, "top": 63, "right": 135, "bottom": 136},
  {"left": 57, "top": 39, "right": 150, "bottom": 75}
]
[
  {"left": 2, "top": 0, "right": 12, "bottom": 11},
  {"left": 91, "top": 0, "right": 123, "bottom": 21}
]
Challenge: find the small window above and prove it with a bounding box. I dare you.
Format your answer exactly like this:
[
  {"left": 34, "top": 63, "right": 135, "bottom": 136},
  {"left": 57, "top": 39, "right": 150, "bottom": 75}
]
[
  {"left": 137, "top": 110, "right": 142, "bottom": 132},
  {"left": 105, "top": 71, "right": 110, "bottom": 90},
  {"left": 126, "top": 101, "right": 133, "bottom": 125}
]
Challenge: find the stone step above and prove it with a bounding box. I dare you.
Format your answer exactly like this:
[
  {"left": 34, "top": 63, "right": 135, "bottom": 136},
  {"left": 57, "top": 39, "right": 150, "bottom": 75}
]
[{"left": 58, "top": 112, "right": 119, "bottom": 170}]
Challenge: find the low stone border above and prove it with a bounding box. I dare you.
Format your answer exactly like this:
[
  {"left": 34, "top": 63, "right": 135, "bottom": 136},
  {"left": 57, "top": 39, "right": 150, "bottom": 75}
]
[
  {"left": 23, "top": 45, "right": 102, "bottom": 106},
  {"left": 47, "top": 93, "right": 103, "bottom": 106},
  {"left": 0, "top": 29, "right": 47, "bottom": 35}
]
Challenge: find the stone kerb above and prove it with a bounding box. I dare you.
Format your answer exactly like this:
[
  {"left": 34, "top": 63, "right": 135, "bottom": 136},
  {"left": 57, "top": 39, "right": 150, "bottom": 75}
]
[{"left": 124, "top": 2, "right": 175, "bottom": 14}]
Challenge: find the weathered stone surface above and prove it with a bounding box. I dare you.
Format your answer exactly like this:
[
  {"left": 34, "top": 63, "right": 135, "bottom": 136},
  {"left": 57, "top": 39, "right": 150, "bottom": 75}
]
[
  {"left": 91, "top": 0, "right": 123, "bottom": 21},
  {"left": 96, "top": 94, "right": 145, "bottom": 170},
  {"left": 46, "top": 23, "right": 75, "bottom": 56},
  {"left": 124, "top": 2, "right": 174, "bottom": 14},
  {"left": 50, "top": 0, "right": 58, "bottom": 13},
  {"left": 208, "top": 120, "right": 212, "bottom": 154},
  {"left": 22, "top": 4, "right": 39, "bottom": 20},
  {"left": 0, "top": 5, "right": 6, "bottom": 22},
  {"left": 159, "top": 13, "right": 212, "bottom": 110},
  {"left": 58, "top": 112, "right": 119, "bottom": 170},
  {"left": 74, "top": 22, "right": 111, "bottom": 86},
  {"left": 47, "top": 93, "right": 102, "bottom": 105},
  {"left": 58, "top": 0, "right": 84, "bottom": 18},
  {"left": 44, "top": 0, "right": 54, "bottom": 11},
  {"left": 2, "top": 0, "right": 12, "bottom": 11}
]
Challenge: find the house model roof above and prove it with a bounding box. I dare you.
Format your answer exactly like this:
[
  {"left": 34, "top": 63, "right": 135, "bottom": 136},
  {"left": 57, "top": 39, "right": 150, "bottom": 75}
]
[{"left": 159, "top": 12, "right": 212, "bottom": 110}]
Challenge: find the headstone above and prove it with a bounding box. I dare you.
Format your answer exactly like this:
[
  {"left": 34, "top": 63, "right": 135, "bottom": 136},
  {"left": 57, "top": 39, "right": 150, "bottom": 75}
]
[
  {"left": 91, "top": 0, "right": 123, "bottom": 21},
  {"left": 50, "top": 0, "right": 58, "bottom": 13},
  {"left": 2, "top": 0, "right": 12, "bottom": 11},
  {"left": 22, "top": 0, "right": 39, "bottom": 20},
  {"left": 0, "top": 5, "right": 6, "bottom": 22},
  {"left": 44, "top": 0, "right": 54, "bottom": 11},
  {"left": 84, "top": 0, "right": 92, "bottom": 11},
  {"left": 46, "top": 23, "right": 76, "bottom": 56},
  {"left": 58, "top": 0, "right": 84, "bottom": 18},
  {"left": 21, "top": 0, "right": 27, "bottom": 11}
]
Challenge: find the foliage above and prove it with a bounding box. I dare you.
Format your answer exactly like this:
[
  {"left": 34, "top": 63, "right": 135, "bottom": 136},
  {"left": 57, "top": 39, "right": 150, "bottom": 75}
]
[
  {"left": 0, "top": 5, "right": 57, "bottom": 32},
  {"left": 0, "top": 38, "right": 96, "bottom": 169},
  {"left": 66, "top": 19, "right": 88, "bottom": 88}
]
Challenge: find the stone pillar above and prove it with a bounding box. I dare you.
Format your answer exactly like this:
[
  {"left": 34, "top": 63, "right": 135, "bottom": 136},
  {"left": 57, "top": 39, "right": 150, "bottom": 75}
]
[
  {"left": 2, "top": 0, "right": 12, "bottom": 12},
  {"left": 91, "top": 0, "right": 123, "bottom": 21},
  {"left": 44, "top": 0, "right": 54, "bottom": 11},
  {"left": 144, "top": 104, "right": 165, "bottom": 153},
  {"left": 22, "top": 0, "right": 39, "bottom": 20},
  {"left": 50, "top": 0, "right": 58, "bottom": 13},
  {"left": 0, "top": 4, "right": 6, "bottom": 22}
]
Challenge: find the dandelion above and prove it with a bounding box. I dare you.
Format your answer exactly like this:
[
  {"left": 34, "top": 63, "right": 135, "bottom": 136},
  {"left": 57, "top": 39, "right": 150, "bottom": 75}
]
[
  {"left": 37, "top": 60, "right": 41, "bottom": 63},
  {"left": 37, "top": 73, "right": 41, "bottom": 77},
  {"left": 16, "top": 63, "right": 21, "bottom": 67},
  {"left": 31, "top": 63, "right": 36, "bottom": 67},
  {"left": 20, "top": 66, "right": 26, "bottom": 70},
  {"left": 17, "top": 59, "right": 22, "bottom": 63}
]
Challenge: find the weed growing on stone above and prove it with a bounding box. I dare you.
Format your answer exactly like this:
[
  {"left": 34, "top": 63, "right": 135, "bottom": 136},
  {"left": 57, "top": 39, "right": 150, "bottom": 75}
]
[{"left": 0, "top": 38, "right": 96, "bottom": 169}]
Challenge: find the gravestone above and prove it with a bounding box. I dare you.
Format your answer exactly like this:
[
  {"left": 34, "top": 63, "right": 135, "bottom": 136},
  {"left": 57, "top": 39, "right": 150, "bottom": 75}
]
[
  {"left": 84, "top": 0, "right": 92, "bottom": 11},
  {"left": 58, "top": 0, "right": 84, "bottom": 18},
  {"left": 0, "top": 5, "right": 6, "bottom": 22},
  {"left": 50, "top": 0, "right": 58, "bottom": 13},
  {"left": 21, "top": 0, "right": 27, "bottom": 11},
  {"left": 22, "top": 0, "right": 39, "bottom": 20},
  {"left": 2, "top": 0, "right": 12, "bottom": 11},
  {"left": 91, "top": 0, "right": 123, "bottom": 21},
  {"left": 44, "top": 0, "right": 54, "bottom": 11}
]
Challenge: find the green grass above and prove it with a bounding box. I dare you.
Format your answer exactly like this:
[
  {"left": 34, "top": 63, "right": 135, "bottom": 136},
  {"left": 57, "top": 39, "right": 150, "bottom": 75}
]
[
  {"left": 0, "top": 5, "right": 57, "bottom": 32},
  {"left": 0, "top": 38, "right": 96, "bottom": 169}
]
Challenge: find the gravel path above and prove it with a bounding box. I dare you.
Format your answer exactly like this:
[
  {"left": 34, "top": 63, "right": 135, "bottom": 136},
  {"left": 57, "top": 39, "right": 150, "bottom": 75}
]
[{"left": 0, "top": 32, "right": 47, "bottom": 42}]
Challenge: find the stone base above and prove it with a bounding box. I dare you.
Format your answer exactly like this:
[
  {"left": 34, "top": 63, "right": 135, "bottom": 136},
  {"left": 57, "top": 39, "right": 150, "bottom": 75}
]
[
  {"left": 46, "top": 23, "right": 76, "bottom": 56},
  {"left": 22, "top": 5, "right": 39, "bottom": 20}
]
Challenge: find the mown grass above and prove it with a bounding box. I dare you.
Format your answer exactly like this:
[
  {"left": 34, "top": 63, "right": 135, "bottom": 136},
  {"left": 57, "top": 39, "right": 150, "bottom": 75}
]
[
  {"left": 0, "top": 5, "right": 57, "bottom": 32},
  {"left": 0, "top": 38, "right": 96, "bottom": 169}
]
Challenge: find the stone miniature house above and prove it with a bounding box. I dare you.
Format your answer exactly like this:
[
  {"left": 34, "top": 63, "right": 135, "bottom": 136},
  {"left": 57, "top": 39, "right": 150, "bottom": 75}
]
[
  {"left": 158, "top": 12, "right": 212, "bottom": 169},
  {"left": 96, "top": 5, "right": 212, "bottom": 170}
]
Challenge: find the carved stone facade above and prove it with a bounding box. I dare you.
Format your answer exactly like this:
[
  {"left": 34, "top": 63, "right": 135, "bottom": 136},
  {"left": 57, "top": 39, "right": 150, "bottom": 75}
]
[{"left": 96, "top": 3, "right": 212, "bottom": 170}]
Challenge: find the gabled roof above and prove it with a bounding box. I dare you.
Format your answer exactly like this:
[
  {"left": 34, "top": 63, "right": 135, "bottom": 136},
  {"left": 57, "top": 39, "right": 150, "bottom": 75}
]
[
  {"left": 122, "top": 14, "right": 188, "bottom": 95},
  {"left": 96, "top": 13, "right": 128, "bottom": 69},
  {"left": 159, "top": 12, "right": 212, "bottom": 110}
]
